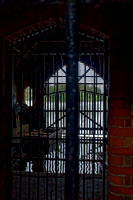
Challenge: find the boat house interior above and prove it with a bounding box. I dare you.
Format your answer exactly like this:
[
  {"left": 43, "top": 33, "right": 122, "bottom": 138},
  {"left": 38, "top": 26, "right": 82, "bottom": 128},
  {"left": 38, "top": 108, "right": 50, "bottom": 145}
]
[{"left": 1, "top": 1, "right": 133, "bottom": 200}]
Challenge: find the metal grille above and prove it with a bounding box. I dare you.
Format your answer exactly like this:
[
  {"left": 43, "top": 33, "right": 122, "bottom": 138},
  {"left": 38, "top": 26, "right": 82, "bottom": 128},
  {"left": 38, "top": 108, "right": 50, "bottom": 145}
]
[{"left": 11, "top": 25, "right": 108, "bottom": 200}]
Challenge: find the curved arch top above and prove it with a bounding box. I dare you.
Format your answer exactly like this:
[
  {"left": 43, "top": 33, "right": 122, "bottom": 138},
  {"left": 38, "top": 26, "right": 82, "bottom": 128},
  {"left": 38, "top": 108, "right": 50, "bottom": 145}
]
[
  {"left": 9, "top": 18, "right": 109, "bottom": 84},
  {"left": 6, "top": 17, "right": 110, "bottom": 43}
]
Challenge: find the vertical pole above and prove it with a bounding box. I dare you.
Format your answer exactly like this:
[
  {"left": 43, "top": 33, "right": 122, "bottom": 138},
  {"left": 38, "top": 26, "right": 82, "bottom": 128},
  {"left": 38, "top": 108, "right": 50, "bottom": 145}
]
[
  {"left": 65, "top": 1, "right": 79, "bottom": 200},
  {"left": 102, "top": 42, "right": 108, "bottom": 200},
  {"left": 0, "top": 40, "right": 12, "bottom": 200}
]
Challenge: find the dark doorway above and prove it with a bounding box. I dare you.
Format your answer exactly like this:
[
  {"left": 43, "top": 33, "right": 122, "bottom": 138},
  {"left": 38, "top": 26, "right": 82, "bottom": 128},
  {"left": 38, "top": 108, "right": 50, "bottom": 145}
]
[{"left": 11, "top": 25, "right": 108, "bottom": 200}]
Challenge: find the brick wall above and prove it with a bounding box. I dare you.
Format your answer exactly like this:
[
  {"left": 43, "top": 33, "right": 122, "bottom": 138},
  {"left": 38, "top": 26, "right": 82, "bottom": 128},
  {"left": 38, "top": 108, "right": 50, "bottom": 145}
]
[
  {"left": 108, "top": 98, "right": 133, "bottom": 199},
  {"left": 108, "top": 34, "right": 133, "bottom": 199}
]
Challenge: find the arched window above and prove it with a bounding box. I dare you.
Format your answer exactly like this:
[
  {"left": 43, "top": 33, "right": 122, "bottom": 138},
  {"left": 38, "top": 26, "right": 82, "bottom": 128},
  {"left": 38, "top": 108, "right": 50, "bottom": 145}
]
[{"left": 24, "top": 86, "right": 33, "bottom": 106}]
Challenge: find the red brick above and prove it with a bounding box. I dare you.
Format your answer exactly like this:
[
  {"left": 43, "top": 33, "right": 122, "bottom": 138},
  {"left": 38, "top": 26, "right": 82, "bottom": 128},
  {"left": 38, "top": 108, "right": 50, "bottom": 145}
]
[
  {"left": 125, "top": 176, "right": 131, "bottom": 186},
  {"left": 132, "top": 157, "right": 133, "bottom": 165},
  {"left": 109, "top": 118, "right": 125, "bottom": 127},
  {"left": 109, "top": 136, "right": 124, "bottom": 146},
  {"left": 108, "top": 192, "right": 123, "bottom": 200},
  {"left": 125, "top": 138, "right": 133, "bottom": 147},
  {"left": 110, "top": 99, "right": 124, "bottom": 108},
  {"left": 109, "top": 173, "right": 123, "bottom": 185},
  {"left": 109, "top": 154, "right": 123, "bottom": 165},
  {"left": 125, "top": 119, "right": 132, "bottom": 127},
  {"left": 109, "top": 109, "right": 131, "bottom": 118},
  {"left": 109, "top": 184, "right": 133, "bottom": 195},
  {"left": 109, "top": 127, "right": 133, "bottom": 137},
  {"left": 109, "top": 145, "right": 133, "bottom": 156},
  {"left": 125, "top": 157, "right": 132, "bottom": 166},
  {"left": 109, "top": 165, "right": 133, "bottom": 175},
  {"left": 131, "top": 177, "right": 133, "bottom": 185}
]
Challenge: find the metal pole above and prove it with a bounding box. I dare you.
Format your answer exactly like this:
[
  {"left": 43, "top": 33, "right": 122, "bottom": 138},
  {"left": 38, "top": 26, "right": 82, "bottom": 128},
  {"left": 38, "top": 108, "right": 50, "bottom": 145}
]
[{"left": 65, "top": 1, "right": 79, "bottom": 200}]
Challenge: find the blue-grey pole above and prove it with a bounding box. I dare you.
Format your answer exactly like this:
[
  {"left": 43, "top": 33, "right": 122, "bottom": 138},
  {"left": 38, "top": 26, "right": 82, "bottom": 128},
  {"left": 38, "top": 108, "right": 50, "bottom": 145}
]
[{"left": 65, "top": 1, "right": 80, "bottom": 200}]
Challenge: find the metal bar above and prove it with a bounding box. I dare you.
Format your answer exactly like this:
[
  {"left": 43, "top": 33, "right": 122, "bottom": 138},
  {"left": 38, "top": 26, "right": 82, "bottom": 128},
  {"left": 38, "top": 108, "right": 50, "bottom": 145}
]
[
  {"left": 83, "top": 53, "right": 86, "bottom": 200},
  {"left": 13, "top": 52, "right": 105, "bottom": 56},
  {"left": 65, "top": 0, "right": 79, "bottom": 199},
  {"left": 55, "top": 55, "right": 59, "bottom": 200},
  {"left": 47, "top": 113, "right": 66, "bottom": 128},
  {"left": 40, "top": 41, "right": 104, "bottom": 43},
  {"left": 78, "top": 67, "right": 90, "bottom": 82},
  {"left": 29, "top": 36, "right": 32, "bottom": 200},
  {"left": 92, "top": 56, "right": 96, "bottom": 200},
  {"left": 20, "top": 71, "right": 23, "bottom": 200},
  {"left": 7, "top": 42, "right": 13, "bottom": 200},
  {"left": 46, "top": 27, "right": 51, "bottom": 200},
  {"left": 61, "top": 67, "right": 66, "bottom": 74},
  {"left": 102, "top": 41, "right": 108, "bottom": 200}
]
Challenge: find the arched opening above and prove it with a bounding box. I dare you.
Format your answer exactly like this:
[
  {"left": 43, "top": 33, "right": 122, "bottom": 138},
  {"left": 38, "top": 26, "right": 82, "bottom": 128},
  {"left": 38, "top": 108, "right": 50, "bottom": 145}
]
[{"left": 11, "top": 24, "right": 109, "bottom": 200}]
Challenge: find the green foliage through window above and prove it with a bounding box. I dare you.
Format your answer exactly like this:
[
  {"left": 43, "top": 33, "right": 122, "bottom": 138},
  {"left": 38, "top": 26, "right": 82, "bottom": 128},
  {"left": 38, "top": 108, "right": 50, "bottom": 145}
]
[
  {"left": 25, "top": 86, "right": 33, "bottom": 106},
  {"left": 44, "top": 84, "right": 103, "bottom": 102}
]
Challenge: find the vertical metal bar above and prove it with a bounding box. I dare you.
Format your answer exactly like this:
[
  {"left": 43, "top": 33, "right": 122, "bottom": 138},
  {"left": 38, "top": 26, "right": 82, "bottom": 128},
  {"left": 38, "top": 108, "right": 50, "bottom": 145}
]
[
  {"left": 43, "top": 56, "right": 46, "bottom": 130},
  {"left": 20, "top": 70, "right": 23, "bottom": 200},
  {"left": 65, "top": 1, "right": 79, "bottom": 200},
  {"left": 46, "top": 31, "right": 50, "bottom": 200},
  {"left": 102, "top": 42, "right": 108, "bottom": 200},
  {"left": 29, "top": 55, "right": 33, "bottom": 132},
  {"left": 53, "top": 56, "right": 55, "bottom": 129},
  {"left": 92, "top": 55, "right": 96, "bottom": 200},
  {"left": 83, "top": 34, "right": 87, "bottom": 200},
  {"left": 7, "top": 42, "right": 12, "bottom": 200},
  {"left": 55, "top": 55, "right": 59, "bottom": 200},
  {"left": 28, "top": 37, "right": 32, "bottom": 200},
  {"left": 34, "top": 55, "right": 40, "bottom": 200},
  {"left": 11, "top": 45, "right": 14, "bottom": 200}
]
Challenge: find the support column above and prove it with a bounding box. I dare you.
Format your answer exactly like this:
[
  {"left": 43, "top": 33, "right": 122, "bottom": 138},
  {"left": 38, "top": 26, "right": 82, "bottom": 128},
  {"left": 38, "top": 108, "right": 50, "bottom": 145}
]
[
  {"left": 108, "top": 34, "right": 133, "bottom": 200},
  {"left": 65, "top": 1, "right": 79, "bottom": 200}
]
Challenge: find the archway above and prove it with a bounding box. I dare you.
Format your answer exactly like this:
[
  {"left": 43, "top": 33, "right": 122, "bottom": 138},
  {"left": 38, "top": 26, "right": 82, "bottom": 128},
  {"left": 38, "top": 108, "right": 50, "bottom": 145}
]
[{"left": 10, "top": 23, "right": 109, "bottom": 200}]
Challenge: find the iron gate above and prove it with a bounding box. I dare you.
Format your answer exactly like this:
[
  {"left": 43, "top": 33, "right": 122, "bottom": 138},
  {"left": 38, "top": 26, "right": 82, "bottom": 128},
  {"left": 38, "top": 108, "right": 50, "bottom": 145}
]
[{"left": 11, "top": 23, "right": 108, "bottom": 200}]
